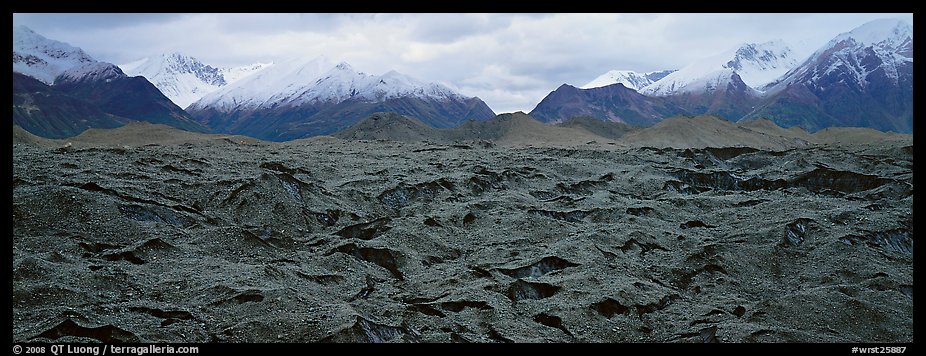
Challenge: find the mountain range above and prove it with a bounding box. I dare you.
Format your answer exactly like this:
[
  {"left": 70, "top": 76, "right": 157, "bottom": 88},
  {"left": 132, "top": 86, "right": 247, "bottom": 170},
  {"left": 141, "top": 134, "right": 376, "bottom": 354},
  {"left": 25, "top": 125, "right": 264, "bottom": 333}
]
[
  {"left": 12, "top": 26, "right": 208, "bottom": 138},
  {"left": 539, "top": 18, "right": 913, "bottom": 133},
  {"left": 12, "top": 27, "right": 495, "bottom": 141},
  {"left": 11, "top": 18, "right": 913, "bottom": 141},
  {"left": 640, "top": 40, "right": 798, "bottom": 96},
  {"left": 119, "top": 53, "right": 270, "bottom": 108},
  {"left": 745, "top": 19, "right": 914, "bottom": 132},
  {"left": 185, "top": 57, "right": 496, "bottom": 141},
  {"left": 581, "top": 70, "right": 676, "bottom": 91}
]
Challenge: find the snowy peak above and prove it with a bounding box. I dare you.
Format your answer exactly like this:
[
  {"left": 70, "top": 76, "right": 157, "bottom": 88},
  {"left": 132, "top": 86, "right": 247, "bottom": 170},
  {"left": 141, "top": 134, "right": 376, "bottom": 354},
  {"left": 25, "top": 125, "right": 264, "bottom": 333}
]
[
  {"left": 642, "top": 40, "right": 798, "bottom": 96},
  {"left": 12, "top": 27, "right": 210, "bottom": 138},
  {"left": 282, "top": 61, "right": 370, "bottom": 105},
  {"left": 13, "top": 26, "right": 131, "bottom": 85},
  {"left": 768, "top": 18, "right": 913, "bottom": 93},
  {"left": 316, "top": 65, "right": 464, "bottom": 102},
  {"left": 746, "top": 18, "right": 913, "bottom": 133},
  {"left": 837, "top": 18, "right": 912, "bottom": 53},
  {"left": 368, "top": 69, "right": 463, "bottom": 102},
  {"left": 723, "top": 41, "right": 799, "bottom": 88},
  {"left": 186, "top": 58, "right": 496, "bottom": 140},
  {"left": 193, "top": 56, "right": 333, "bottom": 111},
  {"left": 13, "top": 25, "right": 98, "bottom": 85},
  {"left": 809, "top": 18, "right": 913, "bottom": 64},
  {"left": 57, "top": 62, "right": 126, "bottom": 84},
  {"left": 119, "top": 52, "right": 271, "bottom": 108},
  {"left": 644, "top": 69, "right": 761, "bottom": 97},
  {"left": 304, "top": 64, "right": 462, "bottom": 103},
  {"left": 124, "top": 52, "right": 227, "bottom": 86},
  {"left": 191, "top": 58, "right": 468, "bottom": 112},
  {"left": 334, "top": 62, "right": 354, "bottom": 71},
  {"left": 725, "top": 41, "right": 796, "bottom": 72},
  {"left": 581, "top": 70, "right": 676, "bottom": 91}
]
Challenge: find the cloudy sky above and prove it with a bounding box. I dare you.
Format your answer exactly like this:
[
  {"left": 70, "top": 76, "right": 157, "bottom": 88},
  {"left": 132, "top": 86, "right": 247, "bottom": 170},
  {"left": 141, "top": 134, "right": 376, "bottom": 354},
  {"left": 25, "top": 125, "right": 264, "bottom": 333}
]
[{"left": 12, "top": 13, "right": 913, "bottom": 113}]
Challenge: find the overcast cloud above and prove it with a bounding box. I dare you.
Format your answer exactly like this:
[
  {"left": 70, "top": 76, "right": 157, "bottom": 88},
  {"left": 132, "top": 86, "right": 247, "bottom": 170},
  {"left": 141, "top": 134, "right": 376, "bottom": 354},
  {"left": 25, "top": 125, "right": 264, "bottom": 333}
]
[{"left": 12, "top": 13, "right": 913, "bottom": 113}]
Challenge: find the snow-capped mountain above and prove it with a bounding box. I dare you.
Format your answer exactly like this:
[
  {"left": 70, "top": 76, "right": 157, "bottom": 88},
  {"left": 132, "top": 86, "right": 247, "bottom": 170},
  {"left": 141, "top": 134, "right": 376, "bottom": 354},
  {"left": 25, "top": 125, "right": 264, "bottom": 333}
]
[
  {"left": 119, "top": 53, "right": 270, "bottom": 108},
  {"left": 56, "top": 61, "right": 127, "bottom": 84},
  {"left": 187, "top": 56, "right": 495, "bottom": 140},
  {"left": 764, "top": 18, "right": 912, "bottom": 93},
  {"left": 272, "top": 63, "right": 467, "bottom": 107},
  {"left": 641, "top": 40, "right": 799, "bottom": 96},
  {"left": 13, "top": 25, "right": 96, "bottom": 85},
  {"left": 191, "top": 57, "right": 466, "bottom": 112},
  {"left": 189, "top": 56, "right": 334, "bottom": 112},
  {"left": 532, "top": 18, "right": 912, "bottom": 133},
  {"left": 746, "top": 18, "right": 913, "bottom": 133},
  {"left": 581, "top": 70, "right": 675, "bottom": 91},
  {"left": 13, "top": 25, "right": 129, "bottom": 86},
  {"left": 12, "top": 26, "right": 208, "bottom": 138}
]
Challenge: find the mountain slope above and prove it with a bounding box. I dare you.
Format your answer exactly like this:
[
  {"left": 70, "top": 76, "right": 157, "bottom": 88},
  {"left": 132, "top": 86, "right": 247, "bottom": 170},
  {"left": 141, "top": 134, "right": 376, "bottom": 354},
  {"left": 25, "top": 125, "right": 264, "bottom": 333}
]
[
  {"left": 13, "top": 72, "right": 130, "bottom": 138},
  {"left": 582, "top": 70, "right": 675, "bottom": 90},
  {"left": 12, "top": 25, "right": 96, "bottom": 85},
  {"left": 12, "top": 26, "right": 210, "bottom": 138},
  {"left": 531, "top": 42, "right": 797, "bottom": 125},
  {"left": 119, "top": 53, "right": 270, "bottom": 108},
  {"left": 744, "top": 19, "right": 913, "bottom": 133},
  {"left": 642, "top": 41, "right": 799, "bottom": 96},
  {"left": 189, "top": 56, "right": 335, "bottom": 113},
  {"left": 53, "top": 64, "right": 210, "bottom": 134},
  {"left": 532, "top": 19, "right": 911, "bottom": 132},
  {"left": 632, "top": 41, "right": 795, "bottom": 122},
  {"left": 187, "top": 59, "right": 495, "bottom": 141},
  {"left": 658, "top": 72, "right": 763, "bottom": 122},
  {"left": 528, "top": 83, "right": 687, "bottom": 126}
]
